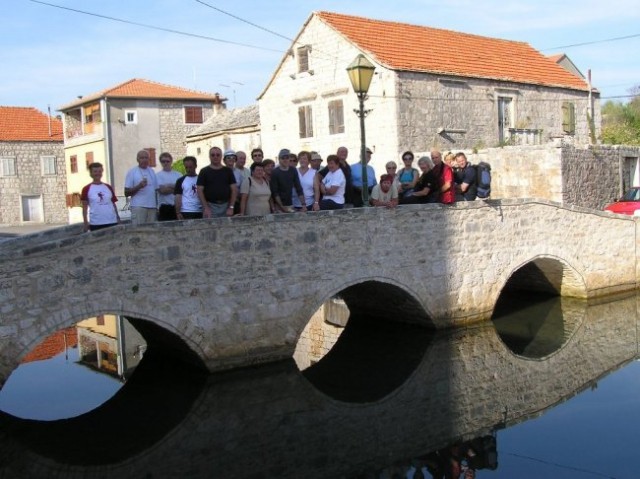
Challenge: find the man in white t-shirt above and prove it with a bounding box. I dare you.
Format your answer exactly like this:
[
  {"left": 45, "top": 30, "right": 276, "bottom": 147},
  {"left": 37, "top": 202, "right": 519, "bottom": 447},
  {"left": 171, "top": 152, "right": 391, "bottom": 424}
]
[
  {"left": 174, "top": 156, "right": 203, "bottom": 220},
  {"left": 370, "top": 174, "right": 399, "bottom": 208},
  {"left": 81, "top": 162, "right": 120, "bottom": 232},
  {"left": 156, "top": 152, "right": 182, "bottom": 221},
  {"left": 124, "top": 149, "right": 158, "bottom": 226}
]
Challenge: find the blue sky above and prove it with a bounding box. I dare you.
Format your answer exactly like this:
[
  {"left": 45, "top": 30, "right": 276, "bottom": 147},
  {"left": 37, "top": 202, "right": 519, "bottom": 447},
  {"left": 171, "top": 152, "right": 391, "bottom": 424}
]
[{"left": 2, "top": 0, "right": 639, "bottom": 114}]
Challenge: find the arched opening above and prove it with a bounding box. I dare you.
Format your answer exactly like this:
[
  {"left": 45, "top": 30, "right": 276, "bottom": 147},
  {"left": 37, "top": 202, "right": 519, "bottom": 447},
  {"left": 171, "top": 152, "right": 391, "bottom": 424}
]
[
  {"left": 0, "top": 315, "right": 207, "bottom": 465},
  {"left": 500, "top": 256, "right": 586, "bottom": 298},
  {"left": 296, "top": 280, "right": 435, "bottom": 403},
  {"left": 493, "top": 258, "right": 587, "bottom": 358}
]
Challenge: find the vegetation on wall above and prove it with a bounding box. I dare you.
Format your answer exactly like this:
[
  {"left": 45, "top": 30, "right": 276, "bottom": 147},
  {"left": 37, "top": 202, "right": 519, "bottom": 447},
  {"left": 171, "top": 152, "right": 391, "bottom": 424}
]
[{"left": 602, "top": 86, "right": 640, "bottom": 145}]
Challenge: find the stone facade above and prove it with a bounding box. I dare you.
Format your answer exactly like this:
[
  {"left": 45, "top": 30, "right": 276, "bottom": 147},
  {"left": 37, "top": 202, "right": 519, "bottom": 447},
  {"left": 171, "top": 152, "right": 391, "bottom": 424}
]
[
  {"left": 0, "top": 199, "right": 637, "bottom": 381},
  {"left": 0, "top": 140, "right": 66, "bottom": 225},
  {"left": 258, "top": 14, "right": 598, "bottom": 177}
]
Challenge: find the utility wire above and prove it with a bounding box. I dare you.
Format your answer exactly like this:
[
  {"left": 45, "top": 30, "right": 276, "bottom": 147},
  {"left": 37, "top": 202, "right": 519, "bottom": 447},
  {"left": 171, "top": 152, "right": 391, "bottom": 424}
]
[
  {"left": 193, "top": 0, "right": 293, "bottom": 42},
  {"left": 28, "top": 0, "right": 283, "bottom": 53},
  {"left": 542, "top": 32, "right": 640, "bottom": 51}
]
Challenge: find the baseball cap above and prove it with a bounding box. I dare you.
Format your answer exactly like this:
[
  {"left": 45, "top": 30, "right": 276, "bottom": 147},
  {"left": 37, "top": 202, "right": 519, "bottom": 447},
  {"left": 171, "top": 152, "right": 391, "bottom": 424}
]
[
  {"left": 278, "top": 148, "right": 291, "bottom": 158},
  {"left": 223, "top": 149, "right": 237, "bottom": 158}
]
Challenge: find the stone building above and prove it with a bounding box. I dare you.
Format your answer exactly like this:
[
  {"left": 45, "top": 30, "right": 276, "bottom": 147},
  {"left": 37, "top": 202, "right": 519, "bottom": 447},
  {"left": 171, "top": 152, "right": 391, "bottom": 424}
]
[
  {"left": 185, "top": 104, "right": 261, "bottom": 167},
  {"left": 58, "top": 79, "right": 223, "bottom": 223},
  {"left": 0, "top": 106, "right": 66, "bottom": 225},
  {"left": 258, "top": 11, "right": 599, "bottom": 174}
]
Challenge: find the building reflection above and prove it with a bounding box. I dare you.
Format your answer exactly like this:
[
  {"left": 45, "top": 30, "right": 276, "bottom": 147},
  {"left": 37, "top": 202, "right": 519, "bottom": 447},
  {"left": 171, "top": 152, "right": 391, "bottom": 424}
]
[
  {"left": 76, "top": 315, "right": 146, "bottom": 381},
  {"left": 0, "top": 292, "right": 638, "bottom": 478},
  {"left": 19, "top": 315, "right": 146, "bottom": 382}
]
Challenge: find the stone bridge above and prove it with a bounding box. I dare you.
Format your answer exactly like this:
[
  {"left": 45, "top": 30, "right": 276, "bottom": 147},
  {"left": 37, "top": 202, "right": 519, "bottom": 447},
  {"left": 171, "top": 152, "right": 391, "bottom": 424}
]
[{"left": 0, "top": 199, "right": 638, "bottom": 383}]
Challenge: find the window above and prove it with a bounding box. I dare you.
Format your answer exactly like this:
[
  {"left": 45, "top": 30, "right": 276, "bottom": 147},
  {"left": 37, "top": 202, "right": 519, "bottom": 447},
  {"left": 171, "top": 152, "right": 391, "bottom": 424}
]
[
  {"left": 145, "top": 147, "right": 157, "bottom": 167},
  {"left": 298, "top": 105, "right": 314, "bottom": 138},
  {"left": 125, "top": 110, "right": 137, "bottom": 124},
  {"left": 83, "top": 103, "right": 101, "bottom": 134},
  {"left": 65, "top": 193, "right": 82, "bottom": 208},
  {"left": 0, "top": 157, "right": 16, "bottom": 177},
  {"left": 328, "top": 100, "right": 345, "bottom": 135},
  {"left": 562, "top": 102, "right": 576, "bottom": 134},
  {"left": 184, "top": 106, "right": 203, "bottom": 124},
  {"left": 70, "top": 155, "right": 78, "bottom": 173},
  {"left": 41, "top": 155, "right": 56, "bottom": 175},
  {"left": 85, "top": 151, "right": 94, "bottom": 168},
  {"left": 297, "top": 46, "right": 310, "bottom": 73}
]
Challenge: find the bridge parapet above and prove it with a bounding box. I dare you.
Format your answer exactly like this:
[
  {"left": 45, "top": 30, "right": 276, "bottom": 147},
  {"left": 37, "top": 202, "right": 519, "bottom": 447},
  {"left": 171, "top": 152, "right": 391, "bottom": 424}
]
[{"left": 0, "top": 199, "right": 637, "bottom": 381}]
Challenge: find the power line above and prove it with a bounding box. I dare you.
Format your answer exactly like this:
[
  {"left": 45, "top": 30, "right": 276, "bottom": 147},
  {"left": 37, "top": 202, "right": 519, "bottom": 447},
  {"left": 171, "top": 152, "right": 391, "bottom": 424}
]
[
  {"left": 28, "top": 0, "right": 284, "bottom": 53},
  {"left": 193, "top": 0, "right": 293, "bottom": 43},
  {"left": 542, "top": 32, "right": 640, "bottom": 51}
]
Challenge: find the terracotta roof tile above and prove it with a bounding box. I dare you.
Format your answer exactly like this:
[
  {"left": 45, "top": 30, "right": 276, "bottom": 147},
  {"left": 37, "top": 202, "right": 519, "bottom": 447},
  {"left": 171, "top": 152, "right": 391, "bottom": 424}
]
[
  {"left": 59, "top": 78, "right": 220, "bottom": 111},
  {"left": 21, "top": 327, "right": 78, "bottom": 363},
  {"left": 0, "top": 106, "right": 63, "bottom": 142},
  {"left": 317, "top": 11, "right": 588, "bottom": 91}
]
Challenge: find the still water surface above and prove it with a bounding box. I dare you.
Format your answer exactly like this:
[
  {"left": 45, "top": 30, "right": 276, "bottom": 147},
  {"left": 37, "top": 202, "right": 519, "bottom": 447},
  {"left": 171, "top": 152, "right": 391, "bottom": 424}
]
[{"left": 0, "top": 292, "right": 639, "bottom": 478}]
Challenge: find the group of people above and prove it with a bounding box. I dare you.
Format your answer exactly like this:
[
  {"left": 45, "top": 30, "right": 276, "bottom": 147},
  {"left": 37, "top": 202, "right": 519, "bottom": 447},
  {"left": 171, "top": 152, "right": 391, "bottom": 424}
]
[{"left": 80, "top": 145, "right": 481, "bottom": 231}]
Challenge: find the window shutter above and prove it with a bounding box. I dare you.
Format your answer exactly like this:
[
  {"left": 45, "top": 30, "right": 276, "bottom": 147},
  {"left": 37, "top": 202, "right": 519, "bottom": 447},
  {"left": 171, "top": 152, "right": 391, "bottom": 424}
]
[
  {"left": 562, "top": 102, "right": 576, "bottom": 134},
  {"left": 70, "top": 155, "right": 78, "bottom": 173},
  {"left": 85, "top": 151, "right": 94, "bottom": 168},
  {"left": 145, "top": 147, "right": 157, "bottom": 167}
]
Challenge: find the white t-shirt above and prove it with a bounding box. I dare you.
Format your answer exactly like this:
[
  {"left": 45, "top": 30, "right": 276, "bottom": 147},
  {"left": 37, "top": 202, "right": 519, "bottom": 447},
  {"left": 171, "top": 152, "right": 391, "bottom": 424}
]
[
  {"left": 322, "top": 168, "right": 346, "bottom": 204},
  {"left": 175, "top": 175, "right": 202, "bottom": 213},
  {"left": 125, "top": 166, "right": 158, "bottom": 208},
  {"left": 81, "top": 182, "right": 118, "bottom": 225},
  {"left": 292, "top": 168, "right": 317, "bottom": 207},
  {"left": 156, "top": 169, "right": 182, "bottom": 206}
]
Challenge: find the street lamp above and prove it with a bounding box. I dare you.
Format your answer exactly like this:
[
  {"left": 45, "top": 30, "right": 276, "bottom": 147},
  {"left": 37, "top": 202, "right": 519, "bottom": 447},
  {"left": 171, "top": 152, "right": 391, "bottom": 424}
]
[{"left": 346, "top": 54, "right": 375, "bottom": 206}]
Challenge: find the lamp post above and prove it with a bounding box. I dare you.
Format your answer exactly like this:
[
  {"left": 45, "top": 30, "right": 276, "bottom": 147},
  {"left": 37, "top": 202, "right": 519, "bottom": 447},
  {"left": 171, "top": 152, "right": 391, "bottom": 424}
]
[{"left": 346, "top": 54, "right": 375, "bottom": 207}]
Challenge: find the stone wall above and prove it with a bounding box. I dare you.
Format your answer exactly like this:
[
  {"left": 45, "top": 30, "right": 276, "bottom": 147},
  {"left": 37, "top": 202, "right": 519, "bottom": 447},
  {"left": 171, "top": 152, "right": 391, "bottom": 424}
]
[
  {"left": 158, "top": 101, "right": 215, "bottom": 157},
  {"left": 397, "top": 72, "right": 597, "bottom": 152},
  {"left": 468, "top": 143, "right": 640, "bottom": 209},
  {"left": 0, "top": 141, "right": 66, "bottom": 225},
  {"left": 561, "top": 144, "right": 640, "bottom": 209}
]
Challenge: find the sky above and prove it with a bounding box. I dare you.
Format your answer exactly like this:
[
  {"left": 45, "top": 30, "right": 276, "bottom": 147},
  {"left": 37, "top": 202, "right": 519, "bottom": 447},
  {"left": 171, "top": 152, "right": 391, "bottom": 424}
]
[{"left": 2, "top": 0, "right": 639, "bottom": 115}]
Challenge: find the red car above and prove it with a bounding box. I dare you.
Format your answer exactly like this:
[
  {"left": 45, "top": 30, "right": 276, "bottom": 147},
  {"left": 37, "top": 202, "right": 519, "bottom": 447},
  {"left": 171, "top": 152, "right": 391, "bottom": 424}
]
[{"left": 604, "top": 187, "right": 640, "bottom": 216}]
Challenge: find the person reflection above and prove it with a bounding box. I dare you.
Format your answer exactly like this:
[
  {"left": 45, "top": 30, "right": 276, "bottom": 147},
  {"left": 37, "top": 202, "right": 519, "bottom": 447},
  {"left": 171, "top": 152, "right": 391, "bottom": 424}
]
[{"left": 421, "top": 435, "right": 497, "bottom": 479}]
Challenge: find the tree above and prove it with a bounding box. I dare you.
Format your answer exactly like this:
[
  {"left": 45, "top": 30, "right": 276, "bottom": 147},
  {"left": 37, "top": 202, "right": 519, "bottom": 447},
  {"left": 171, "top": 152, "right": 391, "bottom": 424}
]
[{"left": 602, "top": 86, "right": 640, "bottom": 145}]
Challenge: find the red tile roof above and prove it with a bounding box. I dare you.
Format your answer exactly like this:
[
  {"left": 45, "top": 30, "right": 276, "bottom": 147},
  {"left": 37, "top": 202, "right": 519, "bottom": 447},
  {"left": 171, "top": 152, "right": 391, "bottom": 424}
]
[
  {"left": 0, "top": 106, "right": 63, "bottom": 142},
  {"left": 59, "top": 78, "right": 221, "bottom": 111},
  {"left": 316, "top": 11, "right": 589, "bottom": 91},
  {"left": 21, "top": 327, "right": 78, "bottom": 363}
]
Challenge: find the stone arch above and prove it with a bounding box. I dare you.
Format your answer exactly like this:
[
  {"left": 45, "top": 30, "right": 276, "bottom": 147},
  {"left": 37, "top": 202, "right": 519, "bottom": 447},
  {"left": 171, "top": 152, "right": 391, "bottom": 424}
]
[
  {"left": 499, "top": 254, "right": 587, "bottom": 299},
  {"left": 9, "top": 304, "right": 207, "bottom": 382},
  {"left": 295, "top": 277, "right": 436, "bottom": 402},
  {"left": 297, "top": 276, "right": 434, "bottom": 338}
]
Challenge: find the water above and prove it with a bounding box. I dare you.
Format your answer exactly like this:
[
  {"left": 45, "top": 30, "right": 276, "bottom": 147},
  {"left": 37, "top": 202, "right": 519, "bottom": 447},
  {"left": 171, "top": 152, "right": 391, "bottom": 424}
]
[{"left": 0, "top": 292, "right": 638, "bottom": 478}]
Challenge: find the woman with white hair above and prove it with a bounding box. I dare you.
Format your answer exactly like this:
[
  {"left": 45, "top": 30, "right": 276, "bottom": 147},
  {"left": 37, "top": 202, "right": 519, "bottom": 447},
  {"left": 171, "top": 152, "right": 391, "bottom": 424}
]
[{"left": 399, "top": 156, "right": 437, "bottom": 204}]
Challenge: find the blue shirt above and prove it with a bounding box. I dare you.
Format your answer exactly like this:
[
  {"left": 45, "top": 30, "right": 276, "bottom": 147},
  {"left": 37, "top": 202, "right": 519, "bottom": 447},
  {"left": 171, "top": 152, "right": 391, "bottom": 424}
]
[{"left": 350, "top": 163, "right": 377, "bottom": 188}]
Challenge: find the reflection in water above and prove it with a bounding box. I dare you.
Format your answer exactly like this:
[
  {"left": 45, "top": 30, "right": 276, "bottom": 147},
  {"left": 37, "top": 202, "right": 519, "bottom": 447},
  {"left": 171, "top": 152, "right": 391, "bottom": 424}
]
[
  {"left": 0, "top": 293, "right": 638, "bottom": 478},
  {"left": 0, "top": 315, "right": 146, "bottom": 420},
  {"left": 492, "top": 292, "right": 584, "bottom": 358}
]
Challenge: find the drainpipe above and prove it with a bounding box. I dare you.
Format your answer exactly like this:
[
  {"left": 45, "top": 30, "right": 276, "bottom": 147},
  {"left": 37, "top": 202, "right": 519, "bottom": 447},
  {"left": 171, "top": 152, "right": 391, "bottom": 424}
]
[{"left": 102, "top": 98, "right": 115, "bottom": 186}]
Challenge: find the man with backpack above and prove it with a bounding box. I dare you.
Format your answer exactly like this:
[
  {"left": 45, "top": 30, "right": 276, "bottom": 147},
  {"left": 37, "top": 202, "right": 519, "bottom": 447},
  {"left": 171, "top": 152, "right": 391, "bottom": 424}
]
[{"left": 454, "top": 152, "right": 477, "bottom": 201}]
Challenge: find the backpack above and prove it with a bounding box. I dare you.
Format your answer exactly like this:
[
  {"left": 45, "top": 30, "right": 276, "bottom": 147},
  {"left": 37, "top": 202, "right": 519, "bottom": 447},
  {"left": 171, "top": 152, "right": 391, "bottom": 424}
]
[{"left": 475, "top": 162, "right": 492, "bottom": 198}]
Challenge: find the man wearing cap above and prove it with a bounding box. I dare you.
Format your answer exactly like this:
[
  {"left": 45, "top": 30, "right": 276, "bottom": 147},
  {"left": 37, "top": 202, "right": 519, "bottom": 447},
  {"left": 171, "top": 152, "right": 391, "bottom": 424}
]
[
  {"left": 350, "top": 147, "right": 377, "bottom": 207},
  {"left": 197, "top": 146, "right": 237, "bottom": 218},
  {"left": 270, "top": 148, "right": 306, "bottom": 213},
  {"left": 309, "top": 151, "right": 323, "bottom": 171}
]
